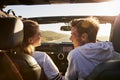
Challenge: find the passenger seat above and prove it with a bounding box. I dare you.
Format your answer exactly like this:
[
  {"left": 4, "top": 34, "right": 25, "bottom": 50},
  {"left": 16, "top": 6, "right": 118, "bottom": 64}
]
[{"left": 0, "top": 17, "right": 41, "bottom": 80}]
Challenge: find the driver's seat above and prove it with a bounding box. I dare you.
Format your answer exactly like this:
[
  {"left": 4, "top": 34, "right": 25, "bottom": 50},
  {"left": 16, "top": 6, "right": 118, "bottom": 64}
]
[{"left": 86, "top": 14, "right": 120, "bottom": 80}]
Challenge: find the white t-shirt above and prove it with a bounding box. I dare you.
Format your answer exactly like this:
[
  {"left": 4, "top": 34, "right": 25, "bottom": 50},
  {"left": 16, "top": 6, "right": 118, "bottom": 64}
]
[{"left": 33, "top": 51, "right": 60, "bottom": 80}]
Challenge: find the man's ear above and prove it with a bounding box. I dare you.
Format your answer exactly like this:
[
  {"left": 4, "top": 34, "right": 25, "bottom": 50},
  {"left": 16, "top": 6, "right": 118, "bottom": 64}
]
[{"left": 81, "top": 33, "right": 88, "bottom": 41}]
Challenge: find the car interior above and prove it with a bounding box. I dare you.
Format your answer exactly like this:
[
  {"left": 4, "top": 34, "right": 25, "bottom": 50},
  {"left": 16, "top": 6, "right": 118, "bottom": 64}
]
[{"left": 0, "top": 0, "right": 120, "bottom": 80}]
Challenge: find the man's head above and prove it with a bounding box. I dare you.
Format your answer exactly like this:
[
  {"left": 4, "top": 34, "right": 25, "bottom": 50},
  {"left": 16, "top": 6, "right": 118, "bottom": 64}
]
[{"left": 69, "top": 17, "right": 99, "bottom": 48}]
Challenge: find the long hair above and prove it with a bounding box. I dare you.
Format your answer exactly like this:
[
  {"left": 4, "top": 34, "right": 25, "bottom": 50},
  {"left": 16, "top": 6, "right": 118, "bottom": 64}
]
[{"left": 21, "top": 20, "right": 39, "bottom": 54}]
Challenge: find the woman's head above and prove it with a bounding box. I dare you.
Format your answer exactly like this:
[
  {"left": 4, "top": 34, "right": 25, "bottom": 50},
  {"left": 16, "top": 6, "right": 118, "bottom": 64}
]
[
  {"left": 69, "top": 17, "right": 99, "bottom": 48},
  {"left": 22, "top": 20, "right": 41, "bottom": 54}
]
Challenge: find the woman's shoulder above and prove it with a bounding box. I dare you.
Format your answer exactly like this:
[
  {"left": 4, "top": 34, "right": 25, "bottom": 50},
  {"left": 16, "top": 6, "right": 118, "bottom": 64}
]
[
  {"left": 34, "top": 51, "right": 46, "bottom": 54},
  {"left": 33, "top": 51, "right": 47, "bottom": 58}
]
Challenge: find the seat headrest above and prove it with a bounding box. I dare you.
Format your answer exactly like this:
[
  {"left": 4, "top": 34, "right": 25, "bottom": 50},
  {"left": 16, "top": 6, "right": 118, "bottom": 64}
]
[
  {"left": 111, "top": 14, "right": 120, "bottom": 53},
  {"left": 0, "top": 17, "right": 23, "bottom": 50}
]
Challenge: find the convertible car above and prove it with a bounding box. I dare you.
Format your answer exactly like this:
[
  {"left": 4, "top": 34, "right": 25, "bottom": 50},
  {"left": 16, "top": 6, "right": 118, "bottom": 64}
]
[{"left": 0, "top": 0, "right": 120, "bottom": 80}]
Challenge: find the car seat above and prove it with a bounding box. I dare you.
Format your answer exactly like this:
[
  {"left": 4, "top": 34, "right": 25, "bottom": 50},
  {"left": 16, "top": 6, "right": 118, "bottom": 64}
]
[
  {"left": 0, "top": 17, "right": 41, "bottom": 80},
  {"left": 86, "top": 14, "right": 120, "bottom": 80},
  {"left": 111, "top": 14, "right": 120, "bottom": 53},
  {"left": 86, "top": 60, "right": 120, "bottom": 80}
]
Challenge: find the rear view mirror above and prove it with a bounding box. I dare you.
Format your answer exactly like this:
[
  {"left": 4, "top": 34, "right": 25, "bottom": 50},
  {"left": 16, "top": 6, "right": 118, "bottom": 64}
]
[{"left": 60, "top": 26, "right": 71, "bottom": 31}]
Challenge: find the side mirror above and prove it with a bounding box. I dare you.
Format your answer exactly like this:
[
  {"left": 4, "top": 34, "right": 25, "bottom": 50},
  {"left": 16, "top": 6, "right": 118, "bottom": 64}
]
[{"left": 60, "top": 26, "right": 71, "bottom": 31}]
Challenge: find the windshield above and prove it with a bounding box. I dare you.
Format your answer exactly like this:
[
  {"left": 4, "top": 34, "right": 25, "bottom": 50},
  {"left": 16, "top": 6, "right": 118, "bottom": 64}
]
[
  {"left": 39, "top": 22, "right": 111, "bottom": 43},
  {"left": 4, "top": 0, "right": 120, "bottom": 43}
]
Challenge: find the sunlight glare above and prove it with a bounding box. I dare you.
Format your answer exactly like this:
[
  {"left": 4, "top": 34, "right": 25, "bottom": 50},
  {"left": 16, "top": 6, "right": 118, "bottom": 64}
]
[{"left": 97, "top": 23, "right": 111, "bottom": 41}]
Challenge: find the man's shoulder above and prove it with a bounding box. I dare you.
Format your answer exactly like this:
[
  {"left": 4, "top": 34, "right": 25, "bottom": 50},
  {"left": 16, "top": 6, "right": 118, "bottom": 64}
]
[{"left": 68, "top": 47, "right": 82, "bottom": 59}]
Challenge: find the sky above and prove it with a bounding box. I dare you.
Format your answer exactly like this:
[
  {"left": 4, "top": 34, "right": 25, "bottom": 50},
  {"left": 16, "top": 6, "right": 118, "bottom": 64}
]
[
  {"left": 4, "top": 0, "right": 120, "bottom": 18},
  {"left": 3, "top": 0, "right": 120, "bottom": 41}
]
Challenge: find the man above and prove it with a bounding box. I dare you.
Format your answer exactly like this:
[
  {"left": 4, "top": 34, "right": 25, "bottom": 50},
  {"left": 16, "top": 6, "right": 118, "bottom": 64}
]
[{"left": 64, "top": 17, "right": 120, "bottom": 80}]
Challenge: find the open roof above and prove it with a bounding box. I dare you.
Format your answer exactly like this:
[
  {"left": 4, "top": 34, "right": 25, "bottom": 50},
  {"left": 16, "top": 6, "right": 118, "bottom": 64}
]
[{"left": 1, "top": 0, "right": 111, "bottom": 5}]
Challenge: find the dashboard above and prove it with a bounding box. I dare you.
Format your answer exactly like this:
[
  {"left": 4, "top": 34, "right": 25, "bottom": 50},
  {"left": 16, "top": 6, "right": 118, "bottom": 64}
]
[
  {"left": 35, "top": 42, "right": 74, "bottom": 75},
  {"left": 36, "top": 42, "right": 73, "bottom": 53}
]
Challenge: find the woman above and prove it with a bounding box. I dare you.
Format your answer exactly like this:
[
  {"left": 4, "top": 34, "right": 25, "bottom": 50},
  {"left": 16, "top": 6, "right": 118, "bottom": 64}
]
[{"left": 21, "top": 19, "right": 62, "bottom": 80}]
